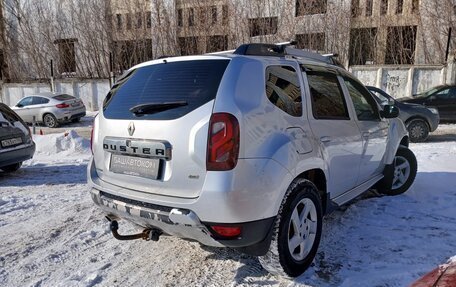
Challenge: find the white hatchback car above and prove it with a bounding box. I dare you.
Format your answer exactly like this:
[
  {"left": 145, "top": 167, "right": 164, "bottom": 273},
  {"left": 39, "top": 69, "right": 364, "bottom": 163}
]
[
  {"left": 89, "top": 43, "right": 417, "bottom": 277},
  {"left": 12, "top": 92, "right": 86, "bottom": 128}
]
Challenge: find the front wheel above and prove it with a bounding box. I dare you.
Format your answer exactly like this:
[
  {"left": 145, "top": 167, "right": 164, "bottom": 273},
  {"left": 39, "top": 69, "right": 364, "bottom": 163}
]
[
  {"left": 407, "top": 119, "right": 429, "bottom": 143},
  {"left": 377, "top": 146, "right": 417, "bottom": 196},
  {"left": 259, "top": 179, "right": 322, "bottom": 278}
]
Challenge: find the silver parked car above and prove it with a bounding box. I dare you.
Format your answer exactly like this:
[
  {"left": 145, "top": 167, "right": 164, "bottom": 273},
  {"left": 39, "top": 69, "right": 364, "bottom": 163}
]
[
  {"left": 88, "top": 43, "right": 417, "bottom": 277},
  {"left": 11, "top": 92, "right": 86, "bottom": 128}
]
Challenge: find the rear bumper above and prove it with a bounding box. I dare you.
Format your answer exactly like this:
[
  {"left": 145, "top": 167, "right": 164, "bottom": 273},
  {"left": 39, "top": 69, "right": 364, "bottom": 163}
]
[
  {"left": 0, "top": 142, "right": 35, "bottom": 168},
  {"left": 87, "top": 157, "right": 286, "bottom": 254},
  {"left": 90, "top": 187, "right": 275, "bottom": 254},
  {"left": 68, "top": 111, "right": 86, "bottom": 120},
  {"left": 54, "top": 108, "right": 86, "bottom": 121}
]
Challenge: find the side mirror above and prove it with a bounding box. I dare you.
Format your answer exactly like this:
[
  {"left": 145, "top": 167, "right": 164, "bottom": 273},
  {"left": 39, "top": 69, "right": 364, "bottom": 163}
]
[
  {"left": 381, "top": 104, "right": 399, "bottom": 118},
  {"left": 16, "top": 103, "right": 23, "bottom": 108}
]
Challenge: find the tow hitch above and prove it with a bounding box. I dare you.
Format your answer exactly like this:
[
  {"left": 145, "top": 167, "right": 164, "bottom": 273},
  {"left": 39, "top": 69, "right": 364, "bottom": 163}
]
[{"left": 107, "top": 217, "right": 162, "bottom": 241}]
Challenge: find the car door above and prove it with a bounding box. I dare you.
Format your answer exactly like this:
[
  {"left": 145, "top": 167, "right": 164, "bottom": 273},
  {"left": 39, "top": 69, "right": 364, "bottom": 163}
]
[
  {"left": 29, "top": 96, "right": 50, "bottom": 120},
  {"left": 342, "top": 76, "right": 388, "bottom": 185},
  {"left": 13, "top": 97, "right": 34, "bottom": 122},
  {"left": 427, "top": 87, "right": 456, "bottom": 121},
  {"left": 302, "top": 66, "right": 363, "bottom": 198}
]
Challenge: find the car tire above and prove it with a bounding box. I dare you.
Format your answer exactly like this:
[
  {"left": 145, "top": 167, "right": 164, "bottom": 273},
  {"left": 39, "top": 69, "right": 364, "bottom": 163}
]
[
  {"left": 1, "top": 162, "right": 22, "bottom": 172},
  {"left": 259, "top": 178, "right": 323, "bottom": 278},
  {"left": 407, "top": 119, "right": 429, "bottom": 143},
  {"left": 43, "top": 113, "right": 59, "bottom": 128},
  {"left": 377, "top": 146, "right": 417, "bottom": 196}
]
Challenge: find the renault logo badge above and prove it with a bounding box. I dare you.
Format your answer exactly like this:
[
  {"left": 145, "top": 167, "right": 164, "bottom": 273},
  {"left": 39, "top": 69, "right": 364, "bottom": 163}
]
[{"left": 128, "top": 122, "right": 135, "bottom": 136}]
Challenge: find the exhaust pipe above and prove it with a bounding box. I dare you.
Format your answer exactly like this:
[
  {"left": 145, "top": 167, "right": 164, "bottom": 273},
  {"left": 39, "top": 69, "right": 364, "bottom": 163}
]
[{"left": 106, "top": 217, "right": 162, "bottom": 241}]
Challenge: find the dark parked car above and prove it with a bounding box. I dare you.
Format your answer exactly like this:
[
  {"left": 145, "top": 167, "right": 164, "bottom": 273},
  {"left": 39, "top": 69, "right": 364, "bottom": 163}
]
[
  {"left": 399, "top": 85, "right": 456, "bottom": 122},
  {"left": 0, "top": 103, "right": 35, "bottom": 172},
  {"left": 367, "top": 86, "right": 440, "bottom": 142}
]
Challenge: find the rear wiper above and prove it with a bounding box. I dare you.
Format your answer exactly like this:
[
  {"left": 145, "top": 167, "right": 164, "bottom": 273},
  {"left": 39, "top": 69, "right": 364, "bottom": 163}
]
[{"left": 129, "top": 101, "right": 188, "bottom": 115}]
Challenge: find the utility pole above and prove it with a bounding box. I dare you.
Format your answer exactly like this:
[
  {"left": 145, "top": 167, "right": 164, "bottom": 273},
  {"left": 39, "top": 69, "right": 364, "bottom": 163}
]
[
  {"left": 445, "top": 27, "right": 452, "bottom": 63},
  {"left": 109, "top": 52, "right": 115, "bottom": 87},
  {"left": 50, "top": 59, "right": 55, "bottom": 92}
]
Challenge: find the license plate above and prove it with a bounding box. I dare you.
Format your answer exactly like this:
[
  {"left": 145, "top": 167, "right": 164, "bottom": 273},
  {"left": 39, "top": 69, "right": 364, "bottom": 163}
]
[
  {"left": 1, "top": 137, "right": 22, "bottom": 148},
  {"left": 71, "top": 102, "right": 80, "bottom": 107},
  {"left": 110, "top": 154, "right": 160, "bottom": 179}
]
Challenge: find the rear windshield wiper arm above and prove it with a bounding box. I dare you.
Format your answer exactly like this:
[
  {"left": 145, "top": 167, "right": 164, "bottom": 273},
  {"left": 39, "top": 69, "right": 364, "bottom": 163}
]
[{"left": 129, "top": 101, "right": 188, "bottom": 115}]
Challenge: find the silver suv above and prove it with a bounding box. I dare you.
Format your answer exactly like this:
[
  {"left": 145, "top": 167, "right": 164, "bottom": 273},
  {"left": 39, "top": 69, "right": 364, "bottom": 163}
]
[{"left": 88, "top": 43, "right": 417, "bottom": 277}]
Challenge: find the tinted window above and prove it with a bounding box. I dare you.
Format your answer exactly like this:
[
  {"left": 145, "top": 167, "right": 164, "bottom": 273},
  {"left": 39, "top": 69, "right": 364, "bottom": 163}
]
[
  {"left": 103, "top": 60, "right": 230, "bottom": 120},
  {"left": 32, "top": 97, "right": 50, "bottom": 105},
  {"left": 370, "top": 90, "right": 388, "bottom": 105},
  {"left": 344, "top": 78, "right": 379, "bottom": 121},
  {"left": 434, "top": 88, "right": 456, "bottom": 100},
  {"left": 307, "top": 72, "right": 349, "bottom": 120},
  {"left": 53, "top": 94, "right": 75, "bottom": 101},
  {"left": 449, "top": 88, "right": 456, "bottom": 99},
  {"left": 17, "top": 97, "right": 33, "bottom": 107},
  {"left": 0, "top": 104, "right": 22, "bottom": 124},
  {"left": 368, "top": 88, "right": 390, "bottom": 105},
  {"left": 265, "top": 65, "right": 302, "bottom": 117}
]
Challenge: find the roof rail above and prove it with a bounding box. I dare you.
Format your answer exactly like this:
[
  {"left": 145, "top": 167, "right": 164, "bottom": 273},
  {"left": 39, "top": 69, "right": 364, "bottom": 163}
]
[
  {"left": 206, "top": 41, "right": 296, "bottom": 55},
  {"left": 232, "top": 42, "right": 343, "bottom": 68}
]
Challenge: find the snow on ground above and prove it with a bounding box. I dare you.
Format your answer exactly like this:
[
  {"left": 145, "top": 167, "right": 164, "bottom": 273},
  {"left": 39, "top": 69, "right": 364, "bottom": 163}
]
[{"left": 1, "top": 126, "right": 455, "bottom": 287}]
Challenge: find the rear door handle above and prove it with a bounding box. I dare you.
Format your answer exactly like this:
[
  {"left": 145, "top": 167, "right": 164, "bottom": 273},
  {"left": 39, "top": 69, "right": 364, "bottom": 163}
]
[{"left": 320, "top": 136, "right": 331, "bottom": 143}]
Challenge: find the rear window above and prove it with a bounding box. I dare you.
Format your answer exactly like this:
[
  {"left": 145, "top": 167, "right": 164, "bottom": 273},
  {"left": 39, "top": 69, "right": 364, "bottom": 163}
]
[
  {"left": 0, "top": 104, "right": 22, "bottom": 125},
  {"left": 53, "top": 94, "right": 75, "bottom": 101},
  {"left": 103, "top": 60, "right": 230, "bottom": 120}
]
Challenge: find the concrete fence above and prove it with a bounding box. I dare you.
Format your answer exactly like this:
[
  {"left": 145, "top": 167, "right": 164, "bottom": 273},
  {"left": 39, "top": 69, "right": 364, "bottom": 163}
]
[
  {"left": 0, "top": 79, "right": 111, "bottom": 111},
  {"left": 351, "top": 58, "right": 456, "bottom": 99},
  {"left": 1, "top": 58, "right": 455, "bottom": 110}
]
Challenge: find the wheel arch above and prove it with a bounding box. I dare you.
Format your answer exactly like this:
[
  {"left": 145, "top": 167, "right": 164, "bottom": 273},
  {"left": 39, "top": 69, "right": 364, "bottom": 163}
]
[
  {"left": 400, "top": 136, "right": 409, "bottom": 147},
  {"left": 42, "top": 112, "right": 54, "bottom": 122},
  {"left": 295, "top": 169, "right": 328, "bottom": 215}
]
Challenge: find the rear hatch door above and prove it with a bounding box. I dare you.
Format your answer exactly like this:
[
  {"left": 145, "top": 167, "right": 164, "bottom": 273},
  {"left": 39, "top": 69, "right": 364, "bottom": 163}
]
[{"left": 94, "top": 58, "right": 230, "bottom": 198}]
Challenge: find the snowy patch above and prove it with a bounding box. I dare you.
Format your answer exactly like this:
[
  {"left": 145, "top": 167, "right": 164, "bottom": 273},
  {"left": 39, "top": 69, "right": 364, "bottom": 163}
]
[
  {"left": 0, "top": 125, "right": 455, "bottom": 286},
  {"left": 33, "top": 130, "right": 90, "bottom": 157}
]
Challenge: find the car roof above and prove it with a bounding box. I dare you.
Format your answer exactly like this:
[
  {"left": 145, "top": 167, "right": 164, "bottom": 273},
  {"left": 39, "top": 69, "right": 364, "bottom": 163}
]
[
  {"left": 130, "top": 43, "right": 343, "bottom": 73},
  {"left": 24, "top": 92, "right": 71, "bottom": 99}
]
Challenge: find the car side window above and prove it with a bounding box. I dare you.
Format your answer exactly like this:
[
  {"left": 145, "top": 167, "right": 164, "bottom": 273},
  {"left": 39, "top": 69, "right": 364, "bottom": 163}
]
[
  {"left": 370, "top": 90, "right": 388, "bottom": 105},
  {"left": 435, "top": 88, "right": 456, "bottom": 100},
  {"left": 18, "top": 97, "right": 33, "bottom": 107},
  {"left": 344, "top": 78, "right": 379, "bottom": 121},
  {"left": 434, "top": 88, "right": 450, "bottom": 99},
  {"left": 306, "top": 72, "right": 349, "bottom": 120},
  {"left": 32, "top": 97, "right": 49, "bottom": 105},
  {"left": 265, "top": 65, "right": 302, "bottom": 117},
  {"left": 449, "top": 88, "right": 456, "bottom": 99}
]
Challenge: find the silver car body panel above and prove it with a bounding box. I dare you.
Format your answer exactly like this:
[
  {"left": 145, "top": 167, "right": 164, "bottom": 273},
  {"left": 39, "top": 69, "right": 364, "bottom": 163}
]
[
  {"left": 89, "top": 54, "right": 408, "bottom": 241},
  {"left": 12, "top": 93, "right": 85, "bottom": 123}
]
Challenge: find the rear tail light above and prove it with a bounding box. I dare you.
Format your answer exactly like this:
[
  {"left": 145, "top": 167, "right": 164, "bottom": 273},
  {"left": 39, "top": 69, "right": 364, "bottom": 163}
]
[
  {"left": 206, "top": 113, "right": 240, "bottom": 171},
  {"left": 210, "top": 225, "right": 242, "bottom": 238},
  {"left": 56, "top": 103, "right": 70, "bottom": 108}
]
